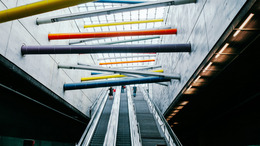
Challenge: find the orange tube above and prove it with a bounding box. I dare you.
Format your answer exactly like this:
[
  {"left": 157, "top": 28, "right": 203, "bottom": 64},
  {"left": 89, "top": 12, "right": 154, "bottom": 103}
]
[
  {"left": 99, "top": 59, "right": 155, "bottom": 65},
  {"left": 48, "top": 29, "right": 177, "bottom": 40}
]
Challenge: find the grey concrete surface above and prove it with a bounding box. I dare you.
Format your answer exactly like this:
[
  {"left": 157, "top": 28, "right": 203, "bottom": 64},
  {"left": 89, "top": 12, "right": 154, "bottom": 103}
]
[
  {"left": 0, "top": 0, "right": 101, "bottom": 117},
  {"left": 152, "top": 0, "right": 247, "bottom": 113}
]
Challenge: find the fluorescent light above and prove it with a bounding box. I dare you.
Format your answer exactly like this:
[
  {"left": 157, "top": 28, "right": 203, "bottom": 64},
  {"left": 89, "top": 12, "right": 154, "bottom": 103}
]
[
  {"left": 171, "top": 113, "right": 177, "bottom": 116},
  {"left": 173, "top": 110, "right": 179, "bottom": 113},
  {"left": 203, "top": 62, "right": 213, "bottom": 72},
  {"left": 180, "top": 101, "right": 189, "bottom": 106},
  {"left": 215, "top": 43, "right": 229, "bottom": 58},
  {"left": 233, "top": 13, "right": 254, "bottom": 37},
  {"left": 233, "top": 30, "right": 240, "bottom": 37},
  {"left": 168, "top": 115, "right": 173, "bottom": 118},
  {"left": 194, "top": 75, "right": 201, "bottom": 82},
  {"left": 187, "top": 85, "right": 192, "bottom": 90},
  {"left": 175, "top": 106, "right": 184, "bottom": 110}
]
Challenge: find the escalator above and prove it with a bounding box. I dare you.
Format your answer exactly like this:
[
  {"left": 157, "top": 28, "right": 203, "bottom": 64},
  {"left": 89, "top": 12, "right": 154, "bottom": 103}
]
[
  {"left": 116, "top": 91, "right": 131, "bottom": 146},
  {"left": 78, "top": 86, "right": 179, "bottom": 146},
  {"left": 133, "top": 91, "right": 167, "bottom": 146},
  {"left": 89, "top": 96, "right": 114, "bottom": 145}
]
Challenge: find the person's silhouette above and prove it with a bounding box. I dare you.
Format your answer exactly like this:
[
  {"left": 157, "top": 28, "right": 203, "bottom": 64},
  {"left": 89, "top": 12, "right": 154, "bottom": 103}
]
[{"left": 133, "top": 85, "right": 137, "bottom": 97}]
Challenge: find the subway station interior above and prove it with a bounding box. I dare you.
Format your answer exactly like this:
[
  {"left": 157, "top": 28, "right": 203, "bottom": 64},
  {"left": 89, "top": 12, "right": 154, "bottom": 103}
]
[{"left": 0, "top": 0, "right": 259, "bottom": 145}]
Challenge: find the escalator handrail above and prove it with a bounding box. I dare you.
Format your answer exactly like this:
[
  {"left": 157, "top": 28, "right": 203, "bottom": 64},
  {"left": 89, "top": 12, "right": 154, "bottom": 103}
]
[
  {"left": 140, "top": 86, "right": 182, "bottom": 146},
  {"left": 76, "top": 88, "right": 108, "bottom": 146}
]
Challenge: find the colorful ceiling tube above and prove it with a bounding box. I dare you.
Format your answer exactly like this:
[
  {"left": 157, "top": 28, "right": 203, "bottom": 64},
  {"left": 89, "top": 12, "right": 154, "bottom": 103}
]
[
  {"left": 81, "top": 69, "right": 164, "bottom": 81},
  {"left": 21, "top": 44, "right": 191, "bottom": 55},
  {"left": 64, "top": 76, "right": 171, "bottom": 90},
  {"left": 99, "top": 59, "right": 155, "bottom": 65},
  {"left": 91, "top": 72, "right": 103, "bottom": 75},
  {"left": 94, "top": 0, "right": 146, "bottom": 4},
  {"left": 48, "top": 29, "right": 177, "bottom": 40},
  {"left": 0, "top": 0, "right": 94, "bottom": 23},
  {"left": 84, "top": 19, "right": 163, "bottom": 28}
]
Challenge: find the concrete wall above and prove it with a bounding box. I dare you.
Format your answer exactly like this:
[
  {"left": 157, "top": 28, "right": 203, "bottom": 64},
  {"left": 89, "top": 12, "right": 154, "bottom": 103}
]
[
  {"left": 0, "top": 0, "right": 101, "bottom": 117},
  {"left": 152, "top": 0, "right": 247, "bottom": 113}
]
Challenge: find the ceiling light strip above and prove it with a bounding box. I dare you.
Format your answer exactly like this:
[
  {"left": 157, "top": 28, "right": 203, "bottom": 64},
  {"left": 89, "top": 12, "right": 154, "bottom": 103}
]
[
  {"left": 233, "top": 13, "right": 254, "bottom": 37},
  {"left": 215, "top": 43, "right": 229, "bottom": 58}
]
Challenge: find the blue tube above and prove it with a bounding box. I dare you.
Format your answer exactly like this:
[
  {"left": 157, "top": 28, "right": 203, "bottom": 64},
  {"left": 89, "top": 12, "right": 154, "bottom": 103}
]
[
  {"left": 95, "top": 0, "right": 146, "bottom": 4},
  {"left": 64, "top": 76, "right": 170, "bottom": 90},
  {"left": 91, "top": 72, "right": 103, "bottom": 75}
]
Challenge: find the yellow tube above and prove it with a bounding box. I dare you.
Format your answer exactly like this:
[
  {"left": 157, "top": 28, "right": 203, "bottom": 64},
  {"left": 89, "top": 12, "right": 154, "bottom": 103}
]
[
  {"left": 81, "top": 69, "right": 164, "bottom": 81},
  {"left": 84, "top": 19, "right": 164, "bottom": 28},
  {"left": 81, "top": 74, "right": 126, "bottom": 81},
  {"left": 152, "top": 69, "right": 164, "bottom": 73},
  {"left": 0, "top": 0, "right": 94, "bottom": 23}
]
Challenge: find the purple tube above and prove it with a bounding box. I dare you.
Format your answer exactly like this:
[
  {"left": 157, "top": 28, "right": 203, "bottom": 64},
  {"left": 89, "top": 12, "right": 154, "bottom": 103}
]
[
  {"left": 64, "top": 76, "right": 171, "bottom": 90},
  {"left": 21, "top": 44, "right": 191, "bottom": 55}
]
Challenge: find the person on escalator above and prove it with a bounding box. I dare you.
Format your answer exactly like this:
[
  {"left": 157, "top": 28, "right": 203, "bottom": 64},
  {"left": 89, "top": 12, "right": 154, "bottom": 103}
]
[
  {"left": 121, "top": 85, "right": 126, "bottom": 93},
  {"left": 108, "top": 87, "right": 114, "bottom": 99},
  {"left": 133, "top": 85, "right": 137, "bottom": 97}
]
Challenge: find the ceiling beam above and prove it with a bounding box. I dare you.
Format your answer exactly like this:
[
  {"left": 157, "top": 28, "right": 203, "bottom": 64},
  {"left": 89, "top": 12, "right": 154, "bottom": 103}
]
[
  {"left": 97, "top": 54, "right": 156, "bottom": 60},
  {"left": 36, "top": 0, "right": 196, "bottom": 25},
  {"left": 58, "top": 64, "right": 181, "bottom": 80}
]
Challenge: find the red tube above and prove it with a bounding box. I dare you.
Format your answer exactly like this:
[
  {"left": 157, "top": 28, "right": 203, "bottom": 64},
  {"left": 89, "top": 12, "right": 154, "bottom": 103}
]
[
  {"left": 48, "top": 29, "right": 177, "bottom": 40},
  {"left": 99, "top": 59, "right": 155, "bottom": 65}
]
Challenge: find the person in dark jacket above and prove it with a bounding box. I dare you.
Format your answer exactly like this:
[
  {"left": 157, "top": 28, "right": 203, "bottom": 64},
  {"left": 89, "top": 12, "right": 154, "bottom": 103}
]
[
  {"left": 133, "top": 85, "right": 137, "bottom": 97},
  {"left": 108, "top": 87, "right": 114, "bottom": 99}
]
